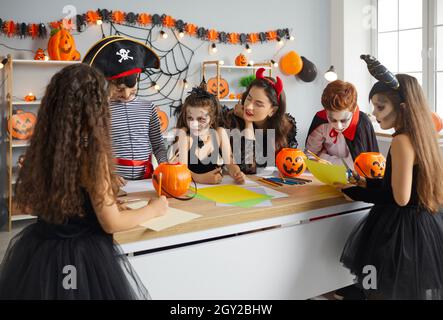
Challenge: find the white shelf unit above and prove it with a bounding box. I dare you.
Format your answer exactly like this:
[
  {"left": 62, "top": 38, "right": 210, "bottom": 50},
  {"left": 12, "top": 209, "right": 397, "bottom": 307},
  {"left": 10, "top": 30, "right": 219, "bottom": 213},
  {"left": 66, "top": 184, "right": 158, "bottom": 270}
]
[
  {"left": 202, "top": 60, "right": 273, "bottom": 104},
  {"left": 1, "top": 56, "right": 79, "bottom": 231}
]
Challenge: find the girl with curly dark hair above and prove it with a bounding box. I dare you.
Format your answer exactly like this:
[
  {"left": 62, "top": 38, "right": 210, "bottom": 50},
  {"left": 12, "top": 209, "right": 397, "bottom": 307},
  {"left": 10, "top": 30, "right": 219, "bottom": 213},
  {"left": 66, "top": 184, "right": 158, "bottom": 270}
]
[{"left": 0, "top": 64, "right": 167, "bottom": 299}]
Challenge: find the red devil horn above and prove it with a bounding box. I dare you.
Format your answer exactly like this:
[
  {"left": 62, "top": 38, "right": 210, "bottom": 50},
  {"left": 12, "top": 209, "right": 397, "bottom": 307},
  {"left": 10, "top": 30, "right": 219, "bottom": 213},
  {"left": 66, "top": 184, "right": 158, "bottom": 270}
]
[
  {"left": 275, "top": 76, "right": 283, "bottom": 98},
  {"left": 256, "top": 67, "right": 266, "bottom": 79}
]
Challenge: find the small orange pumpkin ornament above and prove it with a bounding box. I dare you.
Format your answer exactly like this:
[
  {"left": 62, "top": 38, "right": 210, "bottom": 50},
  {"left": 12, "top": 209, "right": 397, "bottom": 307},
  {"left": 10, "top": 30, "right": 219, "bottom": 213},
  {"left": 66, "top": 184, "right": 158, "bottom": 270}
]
[
  {"left": 276, "top": 148, "right": 306, "bottom": 177},
  {"left": 431, "top": 112, "right": 443, "bottom": 133},
  {"left": 156, "top": 107, "right": 169, "bottom": 133},
  {"left": 138, "top": 13, "right": 152, "bottom": 26},
  {"left": 248, "top": 33, "right": 259, "bottom": 44},
  {"left": 267, "top": 31, "right": 277, "bottom": 41},
  {"left": 152, "top": 163, "right": 192, "bottom": 198},
  {"left": 86, "top": 10, "right": 100, "bottom": 24},
  {"left": 28, "top": 24, "right": 39, "bottom": 39},
  {"left": 24, "top": 93, "right": 36, "bottom": 101},
  {"left": 47, "top": 28, "right": 81, "bottom": 61},
  {"left": 227, "top": 33, "right": 239, "bottom": 44},
  {"left": 8, "top": 110, "right": 37, "bottom": 140},
  {"left": 206, "top": 77, "right": 230, "bottom": 99},
  {"left": 229, "top": 93, "right": 236, "bottom": 100},
  {"left": 235, "top": 53, "right": 248, "bottom": 67},
  {"left": 163, "top": 15, "right": 175, "bottom": 28},
  {"left": 207, "top": 29, "right": 218, "bottom": 42},
  {"left": 236, "top": 93, "right": 243, "bottom": 100},
  {"left": 34, "top": 48, "right": 46, "bottom": 60},
  {"left": 354, "top": 152, "right": 386, "bottom": 179},
  {"left": 112, "top": 11, "right": 126, "bottom": 24},
  {"left": 185, "top": 23, "right": 197, "bottom": 36}
]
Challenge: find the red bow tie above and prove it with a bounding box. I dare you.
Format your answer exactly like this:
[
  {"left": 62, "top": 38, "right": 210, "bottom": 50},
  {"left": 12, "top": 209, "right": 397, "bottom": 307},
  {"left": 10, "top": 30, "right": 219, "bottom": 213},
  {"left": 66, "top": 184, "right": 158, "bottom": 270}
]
[{"left": 329, "top": 129, "right": 339, "bottom": 144}]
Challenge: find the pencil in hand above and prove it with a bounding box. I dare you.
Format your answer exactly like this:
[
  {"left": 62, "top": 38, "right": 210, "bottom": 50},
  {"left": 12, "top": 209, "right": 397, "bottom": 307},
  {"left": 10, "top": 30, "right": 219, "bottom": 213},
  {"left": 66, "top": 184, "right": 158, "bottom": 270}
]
[{"left": 158, "top": 173, "right": 162, "bottom": 197}]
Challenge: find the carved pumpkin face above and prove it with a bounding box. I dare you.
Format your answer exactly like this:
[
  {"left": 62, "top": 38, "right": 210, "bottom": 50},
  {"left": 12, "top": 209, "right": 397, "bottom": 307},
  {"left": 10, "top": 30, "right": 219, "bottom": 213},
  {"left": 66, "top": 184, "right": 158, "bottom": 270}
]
[
  {"left": 206, "top": 77, "right": 229, "bottom": 99},
  {"left": 8, "top": 110, "right": 37, "bottom": 140},
  {"left": 153, "top": 163, "right": 192, "bottom": 198},
  {"left": 354, "top": 152, "right": 386, "bottom": 179},
  {"left": 276, "top": 148, "right": 306, "bottom": 178},
  {"left": 156, "top": 107, "right": 169, "bottom": 133},
  {"left": 235, "top": 54, "right": 248, "bottom": 67},
  {"left": 48, "top": 28, "right": 81, "bottom": 61}
]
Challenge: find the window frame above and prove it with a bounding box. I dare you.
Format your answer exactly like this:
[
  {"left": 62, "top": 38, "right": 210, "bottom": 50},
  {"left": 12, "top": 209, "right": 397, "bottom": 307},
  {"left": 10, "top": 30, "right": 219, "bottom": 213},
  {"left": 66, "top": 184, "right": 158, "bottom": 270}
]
[{"left": 373, "top": 0, "right": 440, "bottom": 114}]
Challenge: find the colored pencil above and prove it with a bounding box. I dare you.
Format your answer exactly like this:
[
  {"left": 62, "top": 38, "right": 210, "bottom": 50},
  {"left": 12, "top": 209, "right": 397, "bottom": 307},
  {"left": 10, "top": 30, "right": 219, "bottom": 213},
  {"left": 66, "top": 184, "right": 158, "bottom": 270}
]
[
  {"left": 158, "top": 173, "right": 162, "bottom": 197},
  {"left": 258, "top": 178, "right": 281, "bottom": 187}
]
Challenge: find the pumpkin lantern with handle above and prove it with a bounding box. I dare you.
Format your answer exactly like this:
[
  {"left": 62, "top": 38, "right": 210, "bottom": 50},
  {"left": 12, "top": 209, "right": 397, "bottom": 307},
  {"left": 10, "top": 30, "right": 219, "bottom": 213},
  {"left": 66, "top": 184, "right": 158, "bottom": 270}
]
[
  {"left": 47, "top": 28, "right": 81, "bottom": 61},
  {"left": 276, "top": 148, "right": 307, "bottom": 177},
  {"left": 206, "top": 77, "right": 230, "bottom": 99},
  {"left": 354, "top": 152, "right": 386, "bottom": 179},
  {"left": 8, "top": 110, "right": 37, "bottom": 140},
  {"left": 153, "top": 163, "right": 193, "bottom": 198}
]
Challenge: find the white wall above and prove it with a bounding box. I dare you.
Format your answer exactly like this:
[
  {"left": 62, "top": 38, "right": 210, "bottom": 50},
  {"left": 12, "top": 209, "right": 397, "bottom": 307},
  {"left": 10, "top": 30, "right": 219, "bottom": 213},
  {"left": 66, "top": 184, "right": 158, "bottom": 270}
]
[
  {"left": 0, "top": 0, "right": 332, "bottom": 148},
  {"left": 330, "top": 0, "right": 374, "bottom": 113}
]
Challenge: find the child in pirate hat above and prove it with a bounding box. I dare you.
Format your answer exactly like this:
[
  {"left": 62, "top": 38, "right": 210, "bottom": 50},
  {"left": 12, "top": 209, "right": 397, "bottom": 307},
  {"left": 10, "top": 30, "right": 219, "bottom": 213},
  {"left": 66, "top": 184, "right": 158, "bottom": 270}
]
[{"left": 83, "top": 36, "right": 167, "bottom": 185}]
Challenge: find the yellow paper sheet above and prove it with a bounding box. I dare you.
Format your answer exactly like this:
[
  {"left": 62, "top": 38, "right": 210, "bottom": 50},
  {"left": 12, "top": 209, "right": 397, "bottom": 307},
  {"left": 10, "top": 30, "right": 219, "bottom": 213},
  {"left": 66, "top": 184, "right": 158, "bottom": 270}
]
[
  {"left": 196, "top": 185, "right": 269, "bottom": 204},
  {"left": 305, "top": 159, "right": 348, "bottom": 185},
  {"left": 126, "top": 201, "right": 201, "bottom": 231}
]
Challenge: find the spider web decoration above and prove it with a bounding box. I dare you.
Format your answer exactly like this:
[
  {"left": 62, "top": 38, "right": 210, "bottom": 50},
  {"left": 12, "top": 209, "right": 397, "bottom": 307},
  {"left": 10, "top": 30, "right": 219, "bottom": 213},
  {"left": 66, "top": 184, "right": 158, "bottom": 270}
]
[{"left": 108, "top": 22, "right": 194, "bottom": 121}]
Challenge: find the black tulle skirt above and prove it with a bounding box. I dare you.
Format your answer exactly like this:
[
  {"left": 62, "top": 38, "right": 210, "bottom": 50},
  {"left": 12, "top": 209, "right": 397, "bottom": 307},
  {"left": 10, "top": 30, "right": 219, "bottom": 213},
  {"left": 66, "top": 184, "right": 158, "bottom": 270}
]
[
  {"left": 341, "top": 204, "right": 443, "bottom": 300},
  {"left": 0, "top": 219, "right": 150, "bottom": 299}
]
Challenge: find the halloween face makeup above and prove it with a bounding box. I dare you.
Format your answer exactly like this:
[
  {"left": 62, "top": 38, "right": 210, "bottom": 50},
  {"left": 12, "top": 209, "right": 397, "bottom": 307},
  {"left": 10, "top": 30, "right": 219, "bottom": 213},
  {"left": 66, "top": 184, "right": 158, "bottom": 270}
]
[
  {"left": 109, "top": 83, "right": 137, "bottom": 102},
  {"left": 186, "top": 106, "right": 212, "bottom": 137},
  {"left": 371, "top": 93, "right": 397, "bottom": 130},
  {"left": 326, "top": 110, "right": 353, "bottom": 132},
  {"left": 243, "top": 86, "right": 276, "bottom": 124}
]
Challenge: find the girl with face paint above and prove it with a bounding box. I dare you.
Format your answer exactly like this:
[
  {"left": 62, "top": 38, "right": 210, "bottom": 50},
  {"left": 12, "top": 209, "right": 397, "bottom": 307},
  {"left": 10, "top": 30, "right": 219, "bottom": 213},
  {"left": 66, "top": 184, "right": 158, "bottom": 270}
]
[
  {"left": 306, "top": 80, "right": 379, "bottom": 168},
  {"left": 338, "top": 55, "right": 443, "bottom": 300},
  {"left": 173, "top": 87, "right": 245, "bottom": 185}
]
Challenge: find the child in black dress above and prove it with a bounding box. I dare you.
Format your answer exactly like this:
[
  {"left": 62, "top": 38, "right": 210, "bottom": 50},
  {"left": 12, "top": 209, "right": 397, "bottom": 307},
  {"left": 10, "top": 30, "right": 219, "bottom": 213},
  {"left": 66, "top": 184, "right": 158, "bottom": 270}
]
[
  {"left": 173, "top": 87, "right": 245, "bottom": 185},
  {"left": 338, "top": 55, "right": 443, "bottom": 299},
  {"left": 0, "top": 64, "right": 168, "bottom": 299}
]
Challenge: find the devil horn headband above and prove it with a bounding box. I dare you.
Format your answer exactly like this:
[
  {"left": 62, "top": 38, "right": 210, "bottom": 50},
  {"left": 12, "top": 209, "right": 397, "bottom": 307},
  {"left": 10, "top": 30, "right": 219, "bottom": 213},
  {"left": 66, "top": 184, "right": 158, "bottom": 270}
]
[
  {"left": 256, "top": 67, "right": 283, "bottom": 104},
  {"left": 360, "top": 54, "right": 400, "bottom": 90}
]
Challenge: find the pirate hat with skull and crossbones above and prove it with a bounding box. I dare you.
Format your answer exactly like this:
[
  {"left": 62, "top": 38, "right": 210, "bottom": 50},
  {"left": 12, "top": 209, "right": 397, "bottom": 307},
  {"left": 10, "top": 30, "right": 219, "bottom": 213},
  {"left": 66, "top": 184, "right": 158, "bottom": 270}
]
[{"left": 83, "top": 36, "right": 160, "bottom": 80}]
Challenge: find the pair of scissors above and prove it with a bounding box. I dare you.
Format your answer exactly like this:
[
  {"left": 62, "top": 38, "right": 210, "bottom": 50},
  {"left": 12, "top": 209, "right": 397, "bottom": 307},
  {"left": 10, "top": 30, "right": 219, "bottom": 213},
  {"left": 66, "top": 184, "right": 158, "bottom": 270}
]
[{"left": 341, "top": 158, "right": 361, "bottom": 182}]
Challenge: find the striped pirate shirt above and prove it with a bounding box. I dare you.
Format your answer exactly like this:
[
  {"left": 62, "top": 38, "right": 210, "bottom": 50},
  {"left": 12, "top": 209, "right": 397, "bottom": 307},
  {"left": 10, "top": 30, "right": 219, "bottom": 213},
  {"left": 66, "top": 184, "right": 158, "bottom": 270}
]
[{"left": 110, "top": 97, "right": 167, "bottom": 180}]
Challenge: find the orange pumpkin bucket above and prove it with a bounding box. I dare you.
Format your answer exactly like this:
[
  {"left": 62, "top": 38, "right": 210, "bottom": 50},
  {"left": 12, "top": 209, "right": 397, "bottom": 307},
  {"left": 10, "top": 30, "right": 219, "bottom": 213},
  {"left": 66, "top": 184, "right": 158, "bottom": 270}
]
[
  {"left": 354, "top": 152, "right": 386, "bottom": 179},
  {"left": 8, "top": 110, "right": 37, "bottom": 140},
  {"left": 152, "top": 163, "right": 196, "bottom": 200},
  {"left": 276, "top": 148, "right": 307, "bottom": 178}
]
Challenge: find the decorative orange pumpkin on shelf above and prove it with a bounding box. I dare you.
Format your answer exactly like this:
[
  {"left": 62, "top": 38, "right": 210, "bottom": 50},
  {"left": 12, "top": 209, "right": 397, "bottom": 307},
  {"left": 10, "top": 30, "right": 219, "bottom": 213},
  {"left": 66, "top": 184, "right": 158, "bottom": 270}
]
[
  {"left": 8, "top": 110, "right": 37, "bottom": 140},
  {"left": 152, "top": 163, "right": 192, "bottom": 198},
  {"left": 47, "top": 28, "right": 81, "bottom": 61},
  {"left": 34, "top": 48, "right": 46, "bottom": 60},
  {"left": 276, "top": 148, "right": 306, "bottom": 178},
  {"left": 431, "top": 112, "right": 443, "bottom": 133},
  {"left": 235, "top": 53, "right": 248, "bottom": 67},
  {"left": 354, "top": 152, "right": 386, "bottom": 179},
  {"left": 229, "top": 93, "right": 236, "bottom": 100},
  {"left": 156, "top": 107, "right": 169, "bottom": 133},
  {"left": 236, "top": 93, "right": 243, "bottom": 100},
  {"left": 206, "top": 77, "right": 230, "bottom": 99},
  {"left": 24, "top": 93, "right": 37, "bottom": 102}
]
